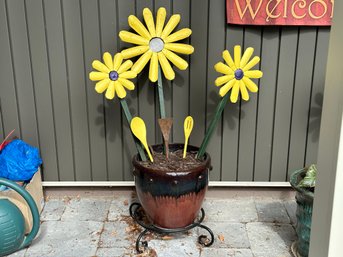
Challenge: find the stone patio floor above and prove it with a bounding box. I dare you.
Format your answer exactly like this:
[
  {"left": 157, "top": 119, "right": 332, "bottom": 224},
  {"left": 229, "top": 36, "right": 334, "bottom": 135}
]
[{"left": 8, "top": 189, "right": 297, "bottom": 257}]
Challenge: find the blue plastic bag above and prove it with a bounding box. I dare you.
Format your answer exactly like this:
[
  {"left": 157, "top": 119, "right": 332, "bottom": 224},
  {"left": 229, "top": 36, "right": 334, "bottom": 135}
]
[{"left": 0, "top": 139, "right": 42, "bottom": 181}]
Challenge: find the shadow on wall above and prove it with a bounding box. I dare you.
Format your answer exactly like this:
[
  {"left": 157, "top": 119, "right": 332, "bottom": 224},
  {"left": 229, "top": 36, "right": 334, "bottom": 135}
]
[
  {"left": 207, "top": 91, "right": 244, "bottom": 132},
  {"left": 173, "top": 69, "right": 186, "bottom": 88},
  {"left": 308, "top": 93, "right": 323, "bottom": 142},
  {"left": 136, "top": 71, "right": 155, "bottom": 108},
  {"left": 95, "top": 102, "right": 123, "bottom": 142}
]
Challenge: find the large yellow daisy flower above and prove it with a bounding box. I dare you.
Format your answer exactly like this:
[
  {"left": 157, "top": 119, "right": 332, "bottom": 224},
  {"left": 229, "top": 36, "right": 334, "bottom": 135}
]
[
  {"left": 89, "top": 52, "right": 137, "bottom": 100},
  {"left": 119, "top": 7, "right": 194, "bottom": 82},
  {"left": 214, "top": 46, "right": 263, "bottom": 103}
]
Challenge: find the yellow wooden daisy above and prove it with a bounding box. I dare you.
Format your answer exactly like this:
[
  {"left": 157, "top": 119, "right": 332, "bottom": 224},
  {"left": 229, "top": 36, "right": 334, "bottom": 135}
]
[
  {"left": 89, "top": 52, "right": 137, "bottom": 100},
  {"left": 214, "top": 46, "right": 263, "bottom": 103},
  {"left": 119, "top": 7, "right": 194, "bottom": 82}
]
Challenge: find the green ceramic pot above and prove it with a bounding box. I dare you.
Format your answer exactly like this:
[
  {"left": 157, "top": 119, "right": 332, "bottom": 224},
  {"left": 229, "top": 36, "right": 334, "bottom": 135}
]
[{"left": 290, "top": 169, "right": 314, "bottom": 257}]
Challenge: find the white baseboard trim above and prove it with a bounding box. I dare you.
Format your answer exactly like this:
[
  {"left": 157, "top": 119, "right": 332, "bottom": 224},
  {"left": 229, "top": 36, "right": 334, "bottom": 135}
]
[
  {"left": 209, "top": 181, "right": 291, "bottom": 187},
  {"left": 42, "top": 181, "right": 291, "bottom": 187}
]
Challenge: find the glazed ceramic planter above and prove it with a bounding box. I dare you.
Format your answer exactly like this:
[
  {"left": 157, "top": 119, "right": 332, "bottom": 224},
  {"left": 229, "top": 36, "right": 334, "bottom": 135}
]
[
  {"left": 290, "top": 169, "right": 314, "bottom": 257},
  {"left": 132, "top": 144, "right": 211, "bottom": 229}
]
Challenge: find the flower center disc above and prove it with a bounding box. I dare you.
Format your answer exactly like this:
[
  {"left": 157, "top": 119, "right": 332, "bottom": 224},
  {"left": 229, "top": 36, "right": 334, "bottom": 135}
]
[
  {"left": 109, "top": 71, "right": 119, "bottom": 81},
  {"left": 149, "top": 37, "right": 164, "bottom": 53},
  {"left": 234, "top": 69, "right": 244, "bottom": 80}
]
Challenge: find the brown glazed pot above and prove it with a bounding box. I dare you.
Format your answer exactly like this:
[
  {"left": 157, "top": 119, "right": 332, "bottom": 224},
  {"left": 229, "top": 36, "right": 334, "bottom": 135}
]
[{"left": 132, "top": 144, "right": 211, "bottom": 229}]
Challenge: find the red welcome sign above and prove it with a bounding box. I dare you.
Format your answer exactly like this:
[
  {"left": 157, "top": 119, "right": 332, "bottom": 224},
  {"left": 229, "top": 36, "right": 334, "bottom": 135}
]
[{"left": 226, "top": 0, "right": 334, "bottom": 26}]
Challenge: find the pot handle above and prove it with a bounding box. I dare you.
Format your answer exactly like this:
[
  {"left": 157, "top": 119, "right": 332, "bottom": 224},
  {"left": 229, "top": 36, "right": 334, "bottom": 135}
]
[{"left": 0, "top": 178, "right": 40, "bottom": 249}]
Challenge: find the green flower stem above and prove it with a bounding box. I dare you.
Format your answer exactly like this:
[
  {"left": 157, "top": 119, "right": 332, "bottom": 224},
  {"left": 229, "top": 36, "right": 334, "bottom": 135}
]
[
  {"left": 120, "top": 98, "right": 147, "bottom": 161},
  {"left": 197, "top": 93, "right": 229, "bottom": 159},
  {"left": 156, "top": 65, "right": 167, "bottom": 155},
  {"left": 157, "top": 65, "right": 166, "bottom": 119}
]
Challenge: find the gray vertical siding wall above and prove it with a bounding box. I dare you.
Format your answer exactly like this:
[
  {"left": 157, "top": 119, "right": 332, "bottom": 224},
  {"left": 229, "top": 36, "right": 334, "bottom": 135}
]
[{"left": 0, "top": 0, "right": 330, "bottom": 182}]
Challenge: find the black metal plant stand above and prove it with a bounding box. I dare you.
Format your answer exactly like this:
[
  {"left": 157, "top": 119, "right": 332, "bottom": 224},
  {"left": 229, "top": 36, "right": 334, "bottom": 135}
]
[{"left": 129, "top": 202, "right": 214, "bottom": 253}]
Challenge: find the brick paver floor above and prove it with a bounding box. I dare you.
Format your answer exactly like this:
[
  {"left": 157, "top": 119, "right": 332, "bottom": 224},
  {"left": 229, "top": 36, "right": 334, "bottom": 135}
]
[{"left": 8, "top": 190, "right": 297, "bottom": 257}]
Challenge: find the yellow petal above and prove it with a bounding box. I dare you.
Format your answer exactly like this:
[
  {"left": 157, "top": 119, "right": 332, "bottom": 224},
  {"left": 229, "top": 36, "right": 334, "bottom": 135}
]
[
  {"left": 222, "top": 50, "right": 236, "bottom": 70},
  {"left": 155, "top": 7, "right": 166, "bottom": 37},
  {"left": 239, "top": 80, "right": 249, "bottom": 101},
  {"left": 214, "top": 62, "right": 233, "bottom": 75},
  {"left": 92, "top": 60, "right": 110, "bottom": 73},
  {"left": 240, "top": 47, "right": 254, "bottom": 69},
  {"left": 89, "top": 71, "right": 108, "bottom": 81},
  {"left": 215, "top": 75, "right": 234, "bottom": 87},
  {"left": 149, "top": 52, "right": 158, "bottom": 82},
  {"left": 117, "top": 60, "right": 133, "bottom": 74},
  {"left": 162, "top": 49, "right": 188, "bottom": 70},
  {"left": 243, "top": 56, "right": 260, "bottom": 72},
  {"left": 132, "top": 50, "right": 153, "bottom": 74},
  {"left": 164, "top": 28, "right": 192, "bottom": 43},
  {"left": 158, "top": 52, "right": 175, "bottom": 80},
  {"left": 230, "top": 80, "right": 240, "bottom": 103},
  {"left": 119, "top": 71, "right": 137, "bottom": 79},
  {"left": 164, "top": 43, "right": 194, "bottom": 55},
  {"left": 114, "top": 81, "right": 127, "bottom": 99},
  {"left": 143, "top": 8, "right": 156, "bottom": 37},
  {"left": 244, "top": 70, "right": 263, "bottom": 79},
  {"left": 161, "top": 14, "right": 181, "bottom": 39},
  {"left": 95, "top": 79, "right": 110, "bottom": 93},
  {"left": 234, "top": 45, "right": 241, "bottom": 68},
  {"left": 219, "top": 79, "right": 236, "bottom": 97},
  {"left": 113, "top": 53, "right": 123, "bottom": 71},
  {"left": 121, "top": 45, "right": 149, "bottom": 59},
  {"left": 119, "top": 30, "right": 149, "bottom": 45},
  {"left": 128, "top": 15, "right": 151, "bottom": 40},
  {"left": 118, "top": 78, "right": 135, "bottom": 90},
  {"left": 103, "top": 52, "right": 113, "bottom": 70},
  {"left": 242, "top": 77, "right": 258, "bottom": 92},
  {"left": 105, "top": 81, "right": 115, "bottom": 99}
]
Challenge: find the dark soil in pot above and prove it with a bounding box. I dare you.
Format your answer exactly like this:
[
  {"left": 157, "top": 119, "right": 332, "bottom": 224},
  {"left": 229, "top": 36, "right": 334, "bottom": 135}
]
[
  {"left": 132, "top": 144, "right": 211, "bottom": 229},
  {"left": 139, "top": 149, "right": 203, "bottom": 171}
]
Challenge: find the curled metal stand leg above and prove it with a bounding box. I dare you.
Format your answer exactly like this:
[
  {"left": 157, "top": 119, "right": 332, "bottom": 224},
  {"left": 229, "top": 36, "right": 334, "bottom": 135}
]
[
  {"left": 129, "top": 203, "right": 215, "bottom": 253},
  {"left": 136, "top": 229, "right": 149, "bottom": 253},
  {"left": 197, "top": 224, "right": 215, "bottom": 247}
]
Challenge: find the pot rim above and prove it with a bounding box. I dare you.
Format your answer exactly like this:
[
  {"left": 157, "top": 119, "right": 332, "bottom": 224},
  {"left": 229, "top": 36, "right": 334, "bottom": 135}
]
[
  {"left": 290, "top": 168, "right": 315, "bottom": 199},
  {"left": 132, "top": 143, "right": 211, "bottom": 175}
]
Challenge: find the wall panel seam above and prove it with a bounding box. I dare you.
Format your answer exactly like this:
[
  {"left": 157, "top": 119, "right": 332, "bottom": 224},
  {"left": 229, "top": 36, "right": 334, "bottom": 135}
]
[
  {"left": 4, "top": 0, "right": 22, "bottom": 138},
  {"left": 118, "top": 0, "right": 126, "bottom": 181},
  {"left": 252, "top": 27, "right": 264, "bottom": 181},
  {"left": 97, "top": 0, "right": 110, "bottom": 181},
  {"left": 236, "top": 27, "right": 246, "bottom": 181},
  {"left": 268, "top": 28, "right": 282, "bottom": 181},
  {"left": 187, "top": 0, "right": 192, "bottom": 116},
  {"left": 23, "top": 0, "right": 41, "bottom": 150},
  {"left": 170, "top": 0, "right": 174, "bottom": 142},
  {"left": 220, "top": 11, "right": 228, "bottom": 181},
  {"left": 79, "top": 0, "right": 93, "bottom": 181},
  {"left": 41, "top": 0, "right": 60, "bottom": 181},
  {"left": 134, "top": 0, "right": 140, "bottom": 118},
  {"left": 60, "top": 0, "right": 76, "bottom": 181},
  {"left": 304, "top": 28, "right": 319, "bottom": 167},
  {"left": 286, "top": 27, "right": 300, "bottom": 180},
  {"left": 204, "top": 0, "right": 210, "bottom": 135}
]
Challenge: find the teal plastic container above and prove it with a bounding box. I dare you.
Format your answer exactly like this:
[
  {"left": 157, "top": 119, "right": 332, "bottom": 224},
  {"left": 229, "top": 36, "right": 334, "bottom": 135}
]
[
  {"left": 290, "top": 169, "right": 314, "bottom": 257},
  {"left": 0, "top": 178, "right": 40, "bottom": 257}
]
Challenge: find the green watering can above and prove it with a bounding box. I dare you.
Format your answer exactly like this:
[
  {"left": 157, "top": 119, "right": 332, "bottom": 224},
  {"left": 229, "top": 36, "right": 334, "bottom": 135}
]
[{"left": 0, "top": 178, "right": 40, "bottom": 257}]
